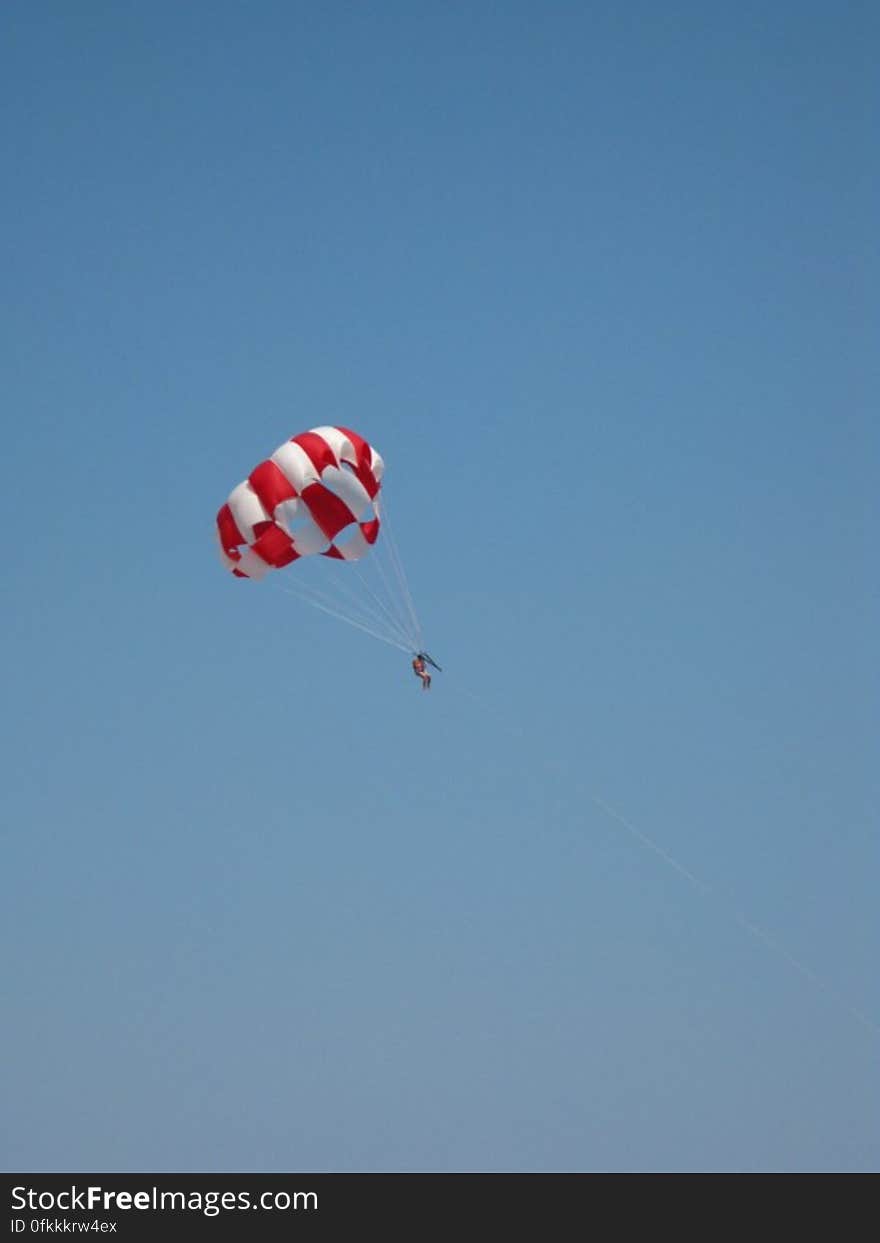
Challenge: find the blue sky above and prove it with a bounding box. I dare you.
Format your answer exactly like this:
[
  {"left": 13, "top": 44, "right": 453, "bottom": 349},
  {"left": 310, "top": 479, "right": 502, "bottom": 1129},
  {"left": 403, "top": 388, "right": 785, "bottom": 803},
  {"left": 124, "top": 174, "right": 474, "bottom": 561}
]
[{"left": 2, "top": 1, "right": 876, "bottom": 1172}]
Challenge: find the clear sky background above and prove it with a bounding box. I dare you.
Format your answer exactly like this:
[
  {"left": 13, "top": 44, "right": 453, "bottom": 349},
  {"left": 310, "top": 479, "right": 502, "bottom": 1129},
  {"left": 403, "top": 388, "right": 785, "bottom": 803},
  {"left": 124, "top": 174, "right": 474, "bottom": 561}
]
[{"left": 2, "top": 1, "right": 876, "bottom": 1173}]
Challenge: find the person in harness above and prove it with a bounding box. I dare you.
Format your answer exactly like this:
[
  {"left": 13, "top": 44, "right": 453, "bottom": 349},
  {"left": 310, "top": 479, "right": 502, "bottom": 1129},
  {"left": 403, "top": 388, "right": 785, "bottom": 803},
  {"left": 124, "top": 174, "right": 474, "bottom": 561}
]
[{"left": 412, "top": 653, "right": 431, "bottom": 691}]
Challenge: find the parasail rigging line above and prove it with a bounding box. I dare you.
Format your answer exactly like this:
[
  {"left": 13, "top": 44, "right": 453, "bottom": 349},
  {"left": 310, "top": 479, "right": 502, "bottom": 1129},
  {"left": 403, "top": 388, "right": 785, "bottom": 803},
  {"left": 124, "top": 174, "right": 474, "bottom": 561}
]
[{"left": 448, "top": 679, "right": 879, "bottom": 1039}]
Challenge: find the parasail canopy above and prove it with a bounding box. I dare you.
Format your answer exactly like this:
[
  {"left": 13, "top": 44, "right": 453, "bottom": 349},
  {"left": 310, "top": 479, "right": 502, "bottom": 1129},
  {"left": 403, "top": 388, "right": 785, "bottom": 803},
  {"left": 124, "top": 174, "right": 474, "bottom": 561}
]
[
  {"left": 216, "top": 426, "right": 424, "bottom": 656},
  {"left": 216, "top": 425, "right": 385, "bottom": 579}
]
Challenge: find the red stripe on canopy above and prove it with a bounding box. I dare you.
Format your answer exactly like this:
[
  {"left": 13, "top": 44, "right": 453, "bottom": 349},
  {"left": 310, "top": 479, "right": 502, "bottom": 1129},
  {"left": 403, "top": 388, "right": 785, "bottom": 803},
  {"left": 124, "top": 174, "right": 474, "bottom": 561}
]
[
  {"left": 293, "top": 431, "right": 338, "bottom": 474},
  {"left": 301, "top": 481, "right": 357, "bottom": 540},
  {"left": 251, "top": 523, "right": 299, "bottom": 568},
  {"left": 217, "top": 503, "right": 244, "bottom": 554},
  {"left": 337, "top": 425, "right": 371, "bottom": 471},
  {"left": 249, "top": 459, "right": 298, "bottom": 514}
]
